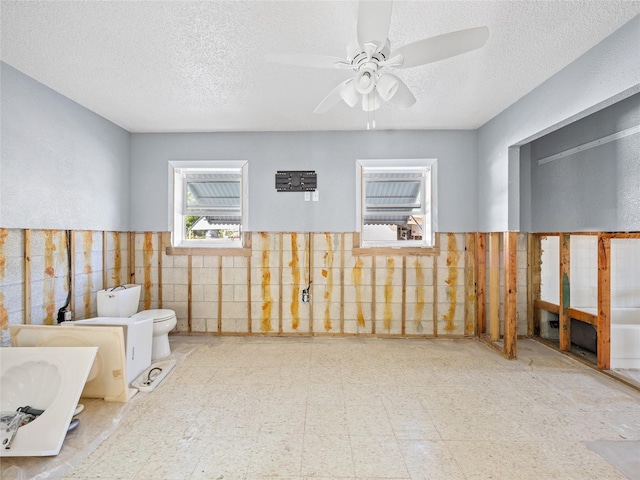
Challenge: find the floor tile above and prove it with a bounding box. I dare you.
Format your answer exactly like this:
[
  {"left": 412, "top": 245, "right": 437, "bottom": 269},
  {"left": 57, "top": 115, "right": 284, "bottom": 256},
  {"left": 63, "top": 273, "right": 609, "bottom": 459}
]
[
  {"left": 350, "top": 435, "right": 410, "bottom": 478},
  {"left": 398, "top": 440, "right": 465, "bottom": 480},
  {"left": 247, "top": 433, "right": 304, "bottom": 477},
  {"left": 300, "top": 434, "right": 355, "bottom": 477}
]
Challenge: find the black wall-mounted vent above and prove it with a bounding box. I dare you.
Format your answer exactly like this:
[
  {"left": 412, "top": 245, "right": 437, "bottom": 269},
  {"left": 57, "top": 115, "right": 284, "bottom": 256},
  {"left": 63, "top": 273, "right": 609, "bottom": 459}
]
[{"left": 275, "top": 171, "right": 317, "bottom": 192}]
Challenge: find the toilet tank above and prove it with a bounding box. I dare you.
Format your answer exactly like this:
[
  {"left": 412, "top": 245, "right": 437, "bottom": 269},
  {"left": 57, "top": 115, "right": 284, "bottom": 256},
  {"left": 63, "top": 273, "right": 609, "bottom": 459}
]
[{"left": 97, "top": 284, "right": 141, "bottom": 317}]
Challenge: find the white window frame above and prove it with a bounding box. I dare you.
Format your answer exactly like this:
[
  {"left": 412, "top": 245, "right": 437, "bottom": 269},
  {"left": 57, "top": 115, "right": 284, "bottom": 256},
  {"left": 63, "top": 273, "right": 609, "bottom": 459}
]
[
  {"left": 169, "top": 160, "right": 249, "bottom": 248},
  {"left": 356, "top": 159, "right": 437, "bottom": 248}
]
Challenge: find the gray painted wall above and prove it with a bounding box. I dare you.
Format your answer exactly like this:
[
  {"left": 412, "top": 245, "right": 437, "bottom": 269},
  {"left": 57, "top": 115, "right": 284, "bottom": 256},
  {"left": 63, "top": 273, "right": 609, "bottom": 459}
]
[
  {"left": 130, "top": 130, "right": 477, "bottom": 233},
  {"left": 477, "top": 15, "right": 640, "bottom": 232},
  {"left": 529, "top": 93, "right": 640, "bottom": 232},
  {"left": 0, "top": 62, "right": 131, "bottom": 231}
]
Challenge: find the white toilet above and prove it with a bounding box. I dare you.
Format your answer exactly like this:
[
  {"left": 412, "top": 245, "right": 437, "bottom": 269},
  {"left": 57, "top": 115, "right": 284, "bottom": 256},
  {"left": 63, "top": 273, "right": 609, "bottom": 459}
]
[
  {"left": 130, "top": 309, "right": 177, "bottom": 360},
  {"left": 96, "top": 284, "right": 177, "bottom": 361}
]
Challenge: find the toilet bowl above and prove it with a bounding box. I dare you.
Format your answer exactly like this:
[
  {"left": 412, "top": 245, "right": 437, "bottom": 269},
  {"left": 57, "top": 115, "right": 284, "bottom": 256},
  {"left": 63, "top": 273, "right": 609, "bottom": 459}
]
[
  {"left": 95, "top": 284, "right": 177, "bottom": 361},
  {"left": 131, "top": 309, "right": 177, "bottom": 361}
]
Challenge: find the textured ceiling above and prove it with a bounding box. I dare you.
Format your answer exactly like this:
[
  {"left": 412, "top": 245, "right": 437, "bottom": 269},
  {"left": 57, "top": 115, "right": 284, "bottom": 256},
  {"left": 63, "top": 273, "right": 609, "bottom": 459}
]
[{"left": 2, "top": 1, "right": 639, "bottom": 132}]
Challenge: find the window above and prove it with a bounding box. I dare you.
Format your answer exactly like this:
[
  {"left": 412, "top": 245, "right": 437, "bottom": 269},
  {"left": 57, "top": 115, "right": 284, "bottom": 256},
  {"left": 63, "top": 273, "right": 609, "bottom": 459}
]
[
  {"left": 170, "top": 161, "right": 248, "bottom": 248},
  {"left": 356, "top": 159, "right": 436, "bottom": 248}
]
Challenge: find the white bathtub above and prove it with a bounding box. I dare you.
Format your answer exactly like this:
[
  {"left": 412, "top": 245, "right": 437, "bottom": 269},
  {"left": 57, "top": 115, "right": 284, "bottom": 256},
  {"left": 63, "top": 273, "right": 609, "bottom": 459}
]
[{"left": 610, "top": 308, "right": 640, "bottom": 369}]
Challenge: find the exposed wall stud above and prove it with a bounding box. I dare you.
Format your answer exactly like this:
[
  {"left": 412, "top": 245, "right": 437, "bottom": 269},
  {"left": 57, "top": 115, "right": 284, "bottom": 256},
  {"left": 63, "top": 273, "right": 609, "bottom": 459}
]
[
  {"left": 128, "top": 232, "right": 135, "bottom": 284},
  {"left": 371, "top": 255, "right": 376, "bottom": 334},
  {"left": 69, "top": 231, "right": 75, "bottom": 316},
  {"left": 157, "top": 232, "right": 163, "bottom": 308},
  {"left": 247, "top": 253, "right": 252, "bottom": 333},
  {"left": 278, "top": 233, "right": 284, "bottom": 333},
  {"left": 187, "top": 255, "right": 192, "bottom": 333},
  {"left": 218, "top": 256, "right": 223, "bottom": 334},
  {"left": 432, "top": 251, "right": 437, "bottom": 336},
  {"left": 464, "top": 233, "right": 476, "bottom": 336},
  {"left": 23, "top": 230, "right": 31, "bottom": 325},
  {"left": 489, "top": 232, "right": 500, "bottom": 341},
  {"left": 503, "top": 231, "right": 518, "bottom": 359},
  {"left": 102, "top": 231, "right": 107, "bottom": 291},
  {"left": 308, "top": 233, "right": 314, "bottom": 334},
  {"left": 475, "top": 233, "right": 486, "bottom": 335},
  {"left": 559, "top": 234, "right": 571, "bottom": 351},
  {"left": 597, "top": 234, "right": 611, "bottom": 370},
  {"left": 401, "top": 256, "right": 407, "bottom": 336},
  {"left": 340, "top": 233, "right": 345, "bottom": 334}
]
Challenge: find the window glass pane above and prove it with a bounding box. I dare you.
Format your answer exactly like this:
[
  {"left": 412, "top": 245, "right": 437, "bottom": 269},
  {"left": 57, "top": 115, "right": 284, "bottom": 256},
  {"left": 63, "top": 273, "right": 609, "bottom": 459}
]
[
  {"left": 172, "top": 163, "right": 246, "bottom": 248},
  {"left": 360, "top": 166, "right": 431, "bottom": 247}
]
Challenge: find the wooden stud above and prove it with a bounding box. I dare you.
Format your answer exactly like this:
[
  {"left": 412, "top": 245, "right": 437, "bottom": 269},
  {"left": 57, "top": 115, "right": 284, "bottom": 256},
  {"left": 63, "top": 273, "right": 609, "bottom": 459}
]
[
  {"left": 475, "top": 233, "right": 486, "bottom": 335},
  {"left": 372, "top": 255, "right": 376, "bottom": 334},
  {"left": 559, "top": 234, "right": 571, "bottom": 351},
  {"left": 432, "top": 251, "right": 437, "bottom": 336},
  {"left": 128, "top": 232, "right": 135, "bottom": 284},
  {"left": 102, "top": 231, "right": 107, "bottom": 291},
  {"left": 308, "top": 233, "right": 314, "bottom": 334},
  {"left": 218, "top": 256, "right": 223, "bottom": 334},
  {"left": 69, "top": 231, "right": 75, "bottom": 315},
  {"left": 278, "top": 233, "right": 283, "bottom": 334},
  {"left": 157, "top": 232, "right": 163, "bottom": 308},
  {"left": 528, "top": 234, "right": 542, "bottom": 336},
  {"left": 597, "top": 234, "right": 611, "bottom": 370},
  {"left": 503, "top": 231, "right": 517, "bottom": 359},
  {"left": 247, "top": 253, "right": 252, "bottom": 333},
  {"left": 340, "top": 233, "right": 345, "bottom": 334},
  {"left": 464, "top": 233, "right": 476, "bottom": 336},
  {"left": 489, "top": 232, "right": 500, "bottom": 341},
  {"left": 401, "top": 256, "right": 406, "bottom": 336},
  {"left": 187, "top": 255, "right": 192, "bottom": 333},
  {"left": 23, "top": 230, "right": 31, "bottom": 325}
]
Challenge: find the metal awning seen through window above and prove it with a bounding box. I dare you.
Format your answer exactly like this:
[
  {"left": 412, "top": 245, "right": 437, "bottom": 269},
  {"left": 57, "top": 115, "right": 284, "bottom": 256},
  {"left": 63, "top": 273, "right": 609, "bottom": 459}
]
[
  {"left": 363, "top": 171, "right": 425, "bottom": 225},
  {"left": 184, "top": 172, "right": 242, "bottom": 224}
]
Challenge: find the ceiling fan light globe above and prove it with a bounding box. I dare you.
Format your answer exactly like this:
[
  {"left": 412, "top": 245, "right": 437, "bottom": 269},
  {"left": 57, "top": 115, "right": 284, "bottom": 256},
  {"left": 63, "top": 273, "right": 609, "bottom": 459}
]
[
  {"left": 376, "top": 74, "right": 400, "bottom": 101},
  {"left": 362, "top": 92, "right": 381, "bottom": 112},
  {"left": 340, "top": 81, "right": 359, "bottom": 107}
]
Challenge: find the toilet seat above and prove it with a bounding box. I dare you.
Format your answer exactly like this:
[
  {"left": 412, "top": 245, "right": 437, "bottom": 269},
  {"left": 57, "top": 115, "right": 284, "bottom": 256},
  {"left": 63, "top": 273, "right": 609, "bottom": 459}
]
[{"left": 132, "top": 309, "right": 176, "bottom": 323}]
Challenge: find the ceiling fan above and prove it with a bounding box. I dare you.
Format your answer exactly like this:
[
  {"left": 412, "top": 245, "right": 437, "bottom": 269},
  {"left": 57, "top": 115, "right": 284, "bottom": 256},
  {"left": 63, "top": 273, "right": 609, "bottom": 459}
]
[{"left": 265, "top": 1, "right": 489, "bottom": 115}]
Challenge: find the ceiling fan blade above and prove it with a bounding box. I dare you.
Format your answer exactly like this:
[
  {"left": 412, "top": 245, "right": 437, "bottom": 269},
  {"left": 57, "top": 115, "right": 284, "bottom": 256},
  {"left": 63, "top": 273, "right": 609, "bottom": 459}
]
[
  {"left": 314, "top": 79, "right": 352, "bottom": 113},
  {"left": 392, "top": 26, "right": 489, "bottom": 69},
  {"left": 265, "top": 53, "right": 349, "bottom": 69},
  {"left": 357, "top": 0, "right": 393, "bottom": 52}
]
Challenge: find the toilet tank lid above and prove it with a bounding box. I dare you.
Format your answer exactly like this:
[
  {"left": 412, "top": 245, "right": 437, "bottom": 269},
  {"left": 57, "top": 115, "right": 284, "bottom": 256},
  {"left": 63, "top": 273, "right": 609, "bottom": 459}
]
[{"left": 132, "top": 309, "right": 176, "bottom": 322}]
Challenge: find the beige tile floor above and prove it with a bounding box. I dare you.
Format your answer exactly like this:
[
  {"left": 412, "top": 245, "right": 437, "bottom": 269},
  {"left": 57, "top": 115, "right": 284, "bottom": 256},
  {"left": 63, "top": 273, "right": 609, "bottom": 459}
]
[{"left": 3, "top": 336, "right": 640, "bottom": 480}]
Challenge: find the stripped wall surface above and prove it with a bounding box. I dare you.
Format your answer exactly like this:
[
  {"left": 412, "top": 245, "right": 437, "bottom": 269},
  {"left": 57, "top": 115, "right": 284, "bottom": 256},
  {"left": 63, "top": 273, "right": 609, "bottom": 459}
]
[
  {"left": 160, "top": 232, "right": 473, "bottom": 337},
  {"left": 0, "top": 229, "right": 528, "bottom": 344}
]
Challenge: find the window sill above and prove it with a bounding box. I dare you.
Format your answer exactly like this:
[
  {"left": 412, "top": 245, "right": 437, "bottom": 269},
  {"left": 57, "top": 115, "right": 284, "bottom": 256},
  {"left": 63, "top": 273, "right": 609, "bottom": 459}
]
[
  {"left": 166, "top": 246, "right": 251, "bottom": 256},
  {"left": 166, "top": 233, "right": 252, "bottom": 256},
  {"left": 352, "top": 233, "right": 439, "bottom": 256}
]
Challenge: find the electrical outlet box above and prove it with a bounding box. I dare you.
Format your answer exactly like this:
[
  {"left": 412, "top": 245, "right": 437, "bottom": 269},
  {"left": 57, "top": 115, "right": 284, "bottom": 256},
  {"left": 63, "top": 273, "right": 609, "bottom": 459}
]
[
  {"left": 304, "top": 192, "right": 311, "bottom": 201},
  {"left": 312, "top": 190, "right": 319, "bottom": 202},
  {"left": 64, "top": 310, "right": 73, "bottom": 321}
]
